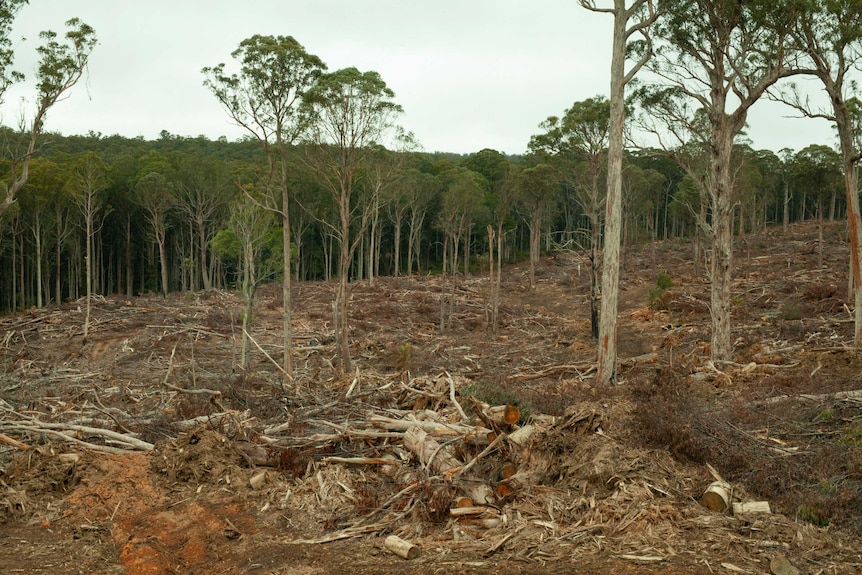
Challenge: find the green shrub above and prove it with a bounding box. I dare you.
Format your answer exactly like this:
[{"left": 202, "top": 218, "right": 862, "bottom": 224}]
[{"left": 649, "top": 271, "right": 673, "bottom": 309}]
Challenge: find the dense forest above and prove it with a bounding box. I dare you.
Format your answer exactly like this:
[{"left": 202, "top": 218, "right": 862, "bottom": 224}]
[{"left": 0, "top": 126, "right": 847, "bottom": 312}]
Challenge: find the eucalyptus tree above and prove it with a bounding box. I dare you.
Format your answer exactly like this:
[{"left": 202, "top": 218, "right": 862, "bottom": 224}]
[
  {"left": 579, "top": 0, "right": 658, "bottom": 383},
  {"left": 792, "top": 144, "right": 842, "bottom": 266},
  {"left": 0, "top": 14, "right": 96, "bottom": 224},
  {"left": 362, "top": 140, "right": 412, "bottom": 284},
  {"left": 775, "top": 1, "right": 862, "bottom": 347},
  {"left": 436, "top": 166, "right": 487, "bottom": 331},
  {"left": 19, "top": 157, "right": 66, "bottom": 307},
  {"left": 212, "top": 190, "right": 278, "bottom": 370},
  {"left": 487, "top": 160, "right": 521, "bottom": 332},
  {"left": 749, "top": 148, "right": 786, "bottom": 230},
  {"left": 632, "top": 0, "right": 802, "bottom": 363},
  {"left": 620, "top": 162, "right": 665, "bottom": 244},
  {"left": 530, "top": 96, "right": 611, "bottom": 339},
  {"left": 203, "top": 34, "right": 326, "bottom": 377},
  {"left": 68, "top": 151, "right": 110, "bottom": 340},
  {"left": 174, "top": 155, "right": 233, "bottom": 290},
  {"left": 302, "top": 67, "right": 402, "bottom": 374},
  {"left": 406, "top": 170, "right": 440, "bottom": 276},
  {"left": 107, "top": 154, "right": 143, "bottom": 298},
  {"left": 517, "top": 162, "right": 558, "bottom": 290},
  {"left": 135, "top": 172, "right": 174, "bottom": 297},
  {"left": 383, "top": 166, "right": 420, "bottom": 277}
]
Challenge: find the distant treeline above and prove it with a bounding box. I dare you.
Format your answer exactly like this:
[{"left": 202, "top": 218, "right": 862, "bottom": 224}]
[{"left": 0, "top": 127, "right": 846, "bottom": 313}]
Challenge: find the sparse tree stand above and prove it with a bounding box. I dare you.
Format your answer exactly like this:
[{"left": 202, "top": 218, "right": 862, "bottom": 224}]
[
  {"left": 302, "top": 67, "right": 402, "bottom": 375},
  {"left": 203, "top": 35, "right": 326, "bottom": 382},
  {"left": 634, "top": 0, "right": 800, "bottom": 363},
  {"left": 135, "top": 172, "right": 174, "bottom": 297},
  {"left": 0, "top": 13, "right": 97, "bottom": 227},
  {"left": 69, "top": 152, "right": 110, "bottom": 341},
  {"left": 780, "top": 1, "right": 862, "bottom": 347},
  {"left": 581, "top": 0, "right": 657, "bottom": 384},
  {"left": 216, "top": 193, "right": 275, "bottom": 370}
]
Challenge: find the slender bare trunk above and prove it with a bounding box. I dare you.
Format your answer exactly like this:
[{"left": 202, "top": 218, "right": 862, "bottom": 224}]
[
  {"left": 597, "top": 3, "right": 627, "bottom": 384},
  {"left": 709, "top": 128, "right": 735, "bottom": 362}
]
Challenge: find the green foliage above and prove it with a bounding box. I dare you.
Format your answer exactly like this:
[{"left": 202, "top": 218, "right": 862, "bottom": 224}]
[
  {"left": 393, "top": 342, "right": 413, "bottom": 372},
  {"left": 648, "top": 271, "right": 673, "bottom": 308},
  {"left": 211, "top": 228, "right": 240, "bottom": 261},
  {"left": 814, "top": 408, "right": 834, "bottom": 423},
  {"left": 797, "top": 503, "right": 830, "bottom": 527},
  {"left": 656, "top": 270, "right": 673, "bottom": 290},
  {"left": 841, "top": 422, "right": 862, "bottom": 447}
]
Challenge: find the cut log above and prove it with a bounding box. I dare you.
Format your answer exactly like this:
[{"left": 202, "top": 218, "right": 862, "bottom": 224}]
[
  {"left": 733, "top": 501, "right": 771, "bottom": 515},
  {"left": 449, "top": 506, "right": 490, "bottom": 517},
  {"left": 384, "top": 535, "right": 420, "bottom": 560},
  {"left": 506, "top": 425, "right": 537, "bottom": 447},
  {"left": 497, "top": 462, "right": 517, "bottom": 480},
  {"left": 474, "top": 517, "right": 502, "bottom": 529},
  {"left": 498, "top": 471, "right": 530, "bottom": 491},
  {"left": 495, "top": 482, "right": 514, "bottom": 499},
  {"left": 701, "top": 481, "right": 732, "bottom": 512},
  {"left": 249, "top": 471, "right": 268, "bottom": 489},
  {"left": 484, "top": 404, "right": 521, "bottom": 426},
  {"left": 459, "top": 479, "right": 495, "bottom": 505},
  {"left": 403, "top": 426, "right": 462, "bottom": 475}
]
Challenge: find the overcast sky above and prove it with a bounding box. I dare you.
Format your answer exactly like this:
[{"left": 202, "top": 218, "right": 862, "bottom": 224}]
[{"left": 0, "top": 0, "right": 838, "bottom": 156}]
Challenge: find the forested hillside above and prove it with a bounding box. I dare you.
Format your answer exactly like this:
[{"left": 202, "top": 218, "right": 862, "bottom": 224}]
[{"left": 0, "top": 127, "right": 846, "bottom": 312}]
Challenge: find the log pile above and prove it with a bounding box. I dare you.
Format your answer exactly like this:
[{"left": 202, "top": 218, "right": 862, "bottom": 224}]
[{"left": 278, "top": 373, "right": 547, "bottom": 543}]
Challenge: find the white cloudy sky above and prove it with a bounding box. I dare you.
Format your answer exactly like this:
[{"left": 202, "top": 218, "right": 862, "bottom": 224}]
[{"left": 0, "top": 0, "right": 838, "bottom": 155}]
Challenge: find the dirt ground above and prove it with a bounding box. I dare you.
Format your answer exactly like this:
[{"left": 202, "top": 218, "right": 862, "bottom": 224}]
[{"left": 1, "top": 220, "right": 861, "bottom": 574}]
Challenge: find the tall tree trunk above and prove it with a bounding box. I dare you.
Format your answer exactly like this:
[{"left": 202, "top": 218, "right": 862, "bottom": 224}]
[
  {"left": 282, "top": 183, "right": 294, "bottom": 378},
  {"left": 709, "top": 128, "right": 735, "bottom": 362},
  {"left": 84, "top": 211, "right": 93, "bottom": 341},
  {"left": 393, "top": 212, "right": 403, "bottom": 277},
  {"left": 34, "top": 218, "right": 43, "bottom": 308},
  {"left": 125, "top": 216, "right": 133, "bottom": 297},
  {"left": 836, "top": 120, "right": 862, "bottom": 348},
  {"left": 597, "top": 2, "right": 627, "bottom": 384},
  {"left": 198, "top": 219, "right": 212, "bottom": 290},
  {"left": 158, "top": 231, "right": 169, "bottom": 297},
  {"left": 336, "top": 191, "right": 353, "bottom": 375}
]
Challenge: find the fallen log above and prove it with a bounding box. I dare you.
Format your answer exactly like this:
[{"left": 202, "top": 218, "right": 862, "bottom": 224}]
[
  {"left": 733, "top": 501, "right": 771, "bottom": 515},
  {"left": 507, "top": 425, "right": 538, "bottom": 448},
  {"left": 403, "top": 426, "right": 462, "bottom": 475},
  {"left": 384, "top": 535, "right": 420, "bottom": 559},
  {"left": 370, "top": 415, "right": 491, "bottom": 444},
  {"left": 5, "top": 420, "right": 153, "bottom": 451}
]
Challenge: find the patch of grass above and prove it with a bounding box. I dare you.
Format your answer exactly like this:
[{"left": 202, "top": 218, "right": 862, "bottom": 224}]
[
  {"left": 779, "top": 301, "right": 804, "bottom": 321},
  {"left": 393, "top": 342, "right": 413, "bottom": 372},
  {"left": 841, "top": 422, "right": 862, "bottom": 447},
  {"left": 797, "top": 503, "right": 830, "bottom": 527}
]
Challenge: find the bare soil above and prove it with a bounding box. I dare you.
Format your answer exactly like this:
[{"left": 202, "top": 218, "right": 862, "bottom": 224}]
[{"left": 1, "top": 220, "right": 861, "bottom": 574}]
